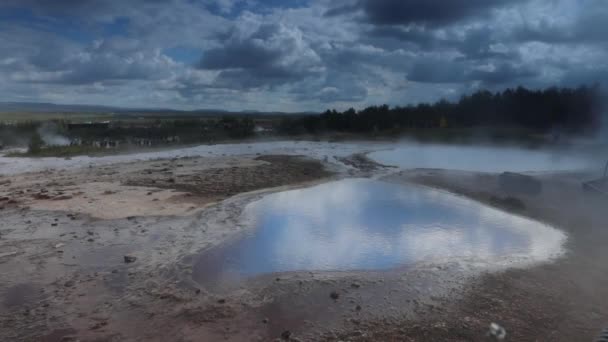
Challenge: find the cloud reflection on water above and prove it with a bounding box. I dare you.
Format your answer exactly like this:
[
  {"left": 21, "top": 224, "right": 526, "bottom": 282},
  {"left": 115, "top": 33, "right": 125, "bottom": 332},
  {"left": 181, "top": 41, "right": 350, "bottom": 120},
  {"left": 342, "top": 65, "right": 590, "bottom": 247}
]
[{"left": 199, "top": 179, "right": 565, "bottom": 278}]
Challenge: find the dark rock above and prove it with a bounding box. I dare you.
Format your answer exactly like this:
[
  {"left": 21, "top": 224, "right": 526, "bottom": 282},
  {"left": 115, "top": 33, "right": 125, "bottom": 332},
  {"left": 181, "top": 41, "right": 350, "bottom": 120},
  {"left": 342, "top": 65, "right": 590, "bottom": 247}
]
[
  {"left": 499, "top": 172, "right": 542, "bottom": 195},
  {"left": 123, "top": 255, "right": 137, "bottom": 263},
  {"left": 64, "top": 280, "right": 75, "bottom": 287},
  {"left": 195, "top": 289, "right": 201, "bottom": 295},
  {"left": 51, "top": 223, "right": 58, "bottom": 227},
  {"left": 280, "top": 330, "right": 291, "bottom": 340},
  {"left": 330, "top": 291, "right": 340, "bottom": 300},
  {"left": 490, "top": 196, "right": 526, "bottom": 211},
  {"left": 33, "top": 193, "right": 51, "bottom": 200},
  {"left": 262, "top": 318, "right": 269, "bottom": 324},
  {"left": 87, "top": 238, "right": 94, "bottom": 242},
  {"left": 356, "top": 305, "right": 362, "bottom": 311},
  {"left": 350, "top": 282, "right": 361, "bottom": 288},
  {"left": 217, "top": 298, "right": 226, "bottom": 304}
]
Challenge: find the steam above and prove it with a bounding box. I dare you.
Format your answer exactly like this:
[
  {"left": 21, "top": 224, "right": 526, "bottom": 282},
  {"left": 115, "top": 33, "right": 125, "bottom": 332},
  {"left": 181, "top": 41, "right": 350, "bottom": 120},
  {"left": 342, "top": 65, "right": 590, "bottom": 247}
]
[{"left": 37, "top": 122, "right": 70, "bottom": 146}]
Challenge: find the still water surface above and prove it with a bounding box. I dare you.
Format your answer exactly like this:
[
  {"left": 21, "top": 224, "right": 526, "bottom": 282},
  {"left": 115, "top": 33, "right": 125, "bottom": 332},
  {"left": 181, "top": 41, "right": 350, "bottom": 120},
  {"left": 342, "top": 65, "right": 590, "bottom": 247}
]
[
  {"left": 369, "top": 144, "right": 592, "bottom": 172},
  {"left": 193, "top": 179, "right": 565, "bottom": 285}
]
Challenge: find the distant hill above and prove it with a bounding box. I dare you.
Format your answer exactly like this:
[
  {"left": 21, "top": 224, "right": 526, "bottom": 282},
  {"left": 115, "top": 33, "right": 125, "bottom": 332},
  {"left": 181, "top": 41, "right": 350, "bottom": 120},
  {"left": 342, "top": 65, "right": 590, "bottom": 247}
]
[{"left": 0, "top": 101, "right": 317, "bottom": 116}]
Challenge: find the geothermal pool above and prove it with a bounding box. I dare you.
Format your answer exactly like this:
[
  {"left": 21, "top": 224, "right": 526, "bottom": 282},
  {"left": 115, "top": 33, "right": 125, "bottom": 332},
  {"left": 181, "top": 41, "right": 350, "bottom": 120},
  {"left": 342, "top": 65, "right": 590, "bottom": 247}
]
[{"left": 193, "top": 179, "right": 565, "bottom": 285}]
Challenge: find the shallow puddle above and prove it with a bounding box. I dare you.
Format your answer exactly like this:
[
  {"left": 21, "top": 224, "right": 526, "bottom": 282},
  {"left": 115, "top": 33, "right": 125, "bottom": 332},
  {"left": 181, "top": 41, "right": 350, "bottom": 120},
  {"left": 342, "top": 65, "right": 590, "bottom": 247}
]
[{"left": 193, "top": 179, "right": 565, "bottom": 287}]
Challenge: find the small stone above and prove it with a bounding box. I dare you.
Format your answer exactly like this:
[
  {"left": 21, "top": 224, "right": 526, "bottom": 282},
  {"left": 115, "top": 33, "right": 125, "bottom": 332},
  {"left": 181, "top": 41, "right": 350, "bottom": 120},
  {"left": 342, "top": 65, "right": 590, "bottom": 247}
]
[
  {"left": 87, "top": 238, "right": 94, "bottom": 242},
  {"left": 350, "top": 283, "right": 361, "bottom": 289},
  {"left": 195, "top": 289, "right": 201, "bottom": 295},
  {"left": 330, "top": 291, "right": 340, "bottom": 300},
  {"left": 64, "top": 280, "right": 75, "bottom": 287},
  {"left": 262, "top": 318, "right": 269, "bottom": 324},
  {"left": 217, "top": 298, "right": 226, "bottom": 304},
  {"left": 123, "top": 255, "right": 137, "bottom": 263},
  {"left": 355, "top": 305, "right": 362, "bottom": 311},
  {"left": 280, "top": 330, "right": 291, "bottom": 340}
]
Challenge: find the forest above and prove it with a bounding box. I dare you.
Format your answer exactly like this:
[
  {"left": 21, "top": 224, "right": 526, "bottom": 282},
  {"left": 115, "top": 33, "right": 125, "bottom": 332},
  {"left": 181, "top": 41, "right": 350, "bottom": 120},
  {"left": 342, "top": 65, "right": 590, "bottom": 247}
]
[{"left": 279, "top": 85, "right": 604, "bottom": 135}]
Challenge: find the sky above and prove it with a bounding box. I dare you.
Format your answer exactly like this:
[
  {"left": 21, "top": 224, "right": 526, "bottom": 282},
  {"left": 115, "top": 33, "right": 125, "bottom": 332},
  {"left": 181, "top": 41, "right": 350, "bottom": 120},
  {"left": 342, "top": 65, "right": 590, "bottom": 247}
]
[{"left": 0, "top": 0, "right": 607, "bottom": 112}]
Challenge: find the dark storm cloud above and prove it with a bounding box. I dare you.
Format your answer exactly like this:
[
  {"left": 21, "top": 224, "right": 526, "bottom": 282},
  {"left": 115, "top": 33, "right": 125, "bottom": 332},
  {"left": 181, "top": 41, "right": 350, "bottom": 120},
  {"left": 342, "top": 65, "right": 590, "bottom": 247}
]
[
  {"left": 407, "top": 59, "right": 467, "bottom": 84},
  {"left": 469, "top": 63, "right": 538, "bottom": 85},
  {"left": 328, "top": 0, "right": 525, "bottom": 26},
  {"left": 0, "top": 0, "right": 607, "bottom": 110},
  {"left": 197, "top": 22, "right": 322, "bottom": 89},
  {"left": 407, "top": 58, "right": 538, "bottom": 86}
]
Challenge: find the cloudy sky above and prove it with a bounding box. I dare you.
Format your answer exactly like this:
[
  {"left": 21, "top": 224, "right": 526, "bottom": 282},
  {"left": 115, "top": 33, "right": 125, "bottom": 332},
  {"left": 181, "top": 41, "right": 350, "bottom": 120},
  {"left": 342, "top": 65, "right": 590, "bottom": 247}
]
[{"left": 0, "top": 0, "right": 606, "bottom": 111}]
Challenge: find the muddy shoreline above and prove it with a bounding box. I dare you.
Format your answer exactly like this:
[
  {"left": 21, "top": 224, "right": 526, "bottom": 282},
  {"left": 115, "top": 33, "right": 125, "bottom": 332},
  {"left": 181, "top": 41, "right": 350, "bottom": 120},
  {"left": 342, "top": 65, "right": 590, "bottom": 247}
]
[{"left": 1, "top": 146, "right": 606, "bottom": 341}]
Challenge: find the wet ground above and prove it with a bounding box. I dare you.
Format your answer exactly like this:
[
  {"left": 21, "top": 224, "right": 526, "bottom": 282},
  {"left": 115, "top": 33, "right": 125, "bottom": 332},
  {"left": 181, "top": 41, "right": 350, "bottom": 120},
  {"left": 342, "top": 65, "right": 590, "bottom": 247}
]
[{"left": 0, "top": 140, "right": 606, "bottom": 341}]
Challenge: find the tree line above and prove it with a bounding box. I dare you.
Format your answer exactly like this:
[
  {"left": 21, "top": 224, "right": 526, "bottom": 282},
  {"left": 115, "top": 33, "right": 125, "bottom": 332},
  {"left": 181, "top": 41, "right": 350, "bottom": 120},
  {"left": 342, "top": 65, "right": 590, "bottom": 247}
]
[{"left": 279, "top": 85, "right": 604, "bottom": 135}]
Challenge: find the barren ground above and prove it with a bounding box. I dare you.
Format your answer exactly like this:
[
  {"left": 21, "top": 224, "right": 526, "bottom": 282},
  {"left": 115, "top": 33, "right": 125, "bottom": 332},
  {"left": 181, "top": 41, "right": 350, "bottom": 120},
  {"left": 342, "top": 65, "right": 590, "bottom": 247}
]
[{"left": 0, "top": 148, "right": 606, "bottom": 342}]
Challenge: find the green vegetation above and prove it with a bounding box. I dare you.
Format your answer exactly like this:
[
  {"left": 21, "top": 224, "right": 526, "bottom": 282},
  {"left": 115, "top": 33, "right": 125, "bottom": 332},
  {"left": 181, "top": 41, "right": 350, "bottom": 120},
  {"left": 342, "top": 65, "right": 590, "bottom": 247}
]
[
  {"left": 279, "top": 85, "right": 603, "bottom": 136},
  {"left": 1, "top": 85, "right": 603, "bottom": 157}
]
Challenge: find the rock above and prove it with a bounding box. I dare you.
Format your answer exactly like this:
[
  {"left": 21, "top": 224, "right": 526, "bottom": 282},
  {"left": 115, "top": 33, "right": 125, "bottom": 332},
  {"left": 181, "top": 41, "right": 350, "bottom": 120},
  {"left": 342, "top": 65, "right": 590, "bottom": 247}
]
[
  {"left": 350, "top": 282, "right": 361, "bottom": 288},
  {"left": 195, "top": 288, "right": 201, "bottom": 295},
  {"left": 64, "top": 280, "right": 75, "bottom": 287},
  {"left": 217, "top": 298, "right": 226, "bottom": 304},
  {"left": 280, "top": 330, "right": 291, "bottom": 340},
  {"left": 87, "top": 238, "right": 94, "bottom": 242},
  {"left": 0, "top": 251, "right": 18, "bottom": 258},
  {"left": 123, "top": 255, "right": 137, "bottom": 263},
  {"left": 262, "top": 318, "right": 269, "bottom": 324},
  {"left": 87, "top": 231, "right": 94, "bottom": 236},
  {"left": 355, "top": 305, "right": 362, "bottom": 311},
  {"left": 487, "top": 322, "right": 507, "bottom": 340},
  {"left": 490, "top": 196, "right": 526, "bottom": 211},
  {"left": 330, "top": 291, "right": 340, "bottom": 300},
  {"left": 89, "top": 321, "right": 108, "bottom": 330},
  {"left": 33, "top": 193, "right": 51, "bottom": 200},
  {"left": 499, "top": 172, "right": 542, "bottom": 195},
  {"left": 51, "top": 223, "right": 58, "bottom": 227}
]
